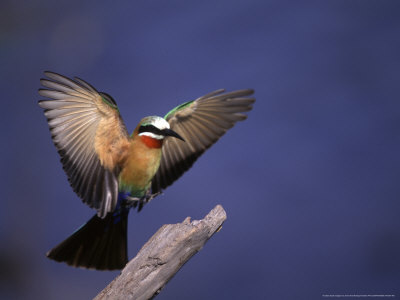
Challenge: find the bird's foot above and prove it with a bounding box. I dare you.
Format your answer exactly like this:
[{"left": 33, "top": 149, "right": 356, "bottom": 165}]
[
  {"left": 125, "top": 196, "right": 141, "bottom": 205},
  {"left": 144, "top": 191, "right": 162, "bottom": 204},
  {"left": 125, "top": 192, "right": 162, "bottom": 210}
]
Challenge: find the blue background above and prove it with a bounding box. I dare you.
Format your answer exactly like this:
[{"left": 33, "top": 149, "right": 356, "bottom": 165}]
[{"left": 1, "top": 1, "right": 400, "bottom": 299}]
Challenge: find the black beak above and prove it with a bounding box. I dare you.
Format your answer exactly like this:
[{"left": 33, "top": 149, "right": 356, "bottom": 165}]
[{"left": 163, "top": 128, "right": 185, "bottom": 141}]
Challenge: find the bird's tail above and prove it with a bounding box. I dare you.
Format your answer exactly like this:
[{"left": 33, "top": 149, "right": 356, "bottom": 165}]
[{"left": 46, "top": 212, "right": 128, "bottom": 270}]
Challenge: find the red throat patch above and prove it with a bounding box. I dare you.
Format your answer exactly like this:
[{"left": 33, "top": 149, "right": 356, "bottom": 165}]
[{"left": 140, "top": 135, "right": 163, "bottom": 149}]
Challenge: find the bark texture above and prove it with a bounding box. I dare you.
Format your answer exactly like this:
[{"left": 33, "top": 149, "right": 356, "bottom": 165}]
[{"left": 94, "top": 204, "right": 227, "bottom": 300}]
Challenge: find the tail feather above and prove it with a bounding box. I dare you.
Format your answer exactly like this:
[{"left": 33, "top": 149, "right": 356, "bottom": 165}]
[{"left": 46, "top": 212, "right": 128, "bottom": 270}]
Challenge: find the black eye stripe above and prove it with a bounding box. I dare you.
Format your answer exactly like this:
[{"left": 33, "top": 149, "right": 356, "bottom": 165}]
[{"left": 139, "top": 125, "right": 163, "bottom": 135}]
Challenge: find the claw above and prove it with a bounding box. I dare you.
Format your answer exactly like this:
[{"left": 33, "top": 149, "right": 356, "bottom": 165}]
[
  {"left": 145, "top": 191, "right": 161, "bottom": 203},
  {"left": 124, "top": 192, "right": 162, "bottom": 210},
  {"left": 125, "top": 196, "right": 141, "bottom": 203}
]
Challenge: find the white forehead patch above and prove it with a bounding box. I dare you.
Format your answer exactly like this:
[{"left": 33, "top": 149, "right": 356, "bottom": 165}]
[
  {"left": 152, "top": 116, "right": 170, "bottom": 130},
  {"left": 143, "top": 116, "right": 170, "bottom": 130}
]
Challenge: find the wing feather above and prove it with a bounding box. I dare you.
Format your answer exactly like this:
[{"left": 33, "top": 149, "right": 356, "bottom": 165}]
[
  {"left": 152, "top": 89, "right": 255, "bottom": 192},
  {"left": 38, "top": 72, "right": 129, "bottom": 218}
]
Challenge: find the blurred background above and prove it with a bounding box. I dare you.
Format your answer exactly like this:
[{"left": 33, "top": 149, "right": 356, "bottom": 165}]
[{"left": 1, "top": 1, "right": 400, "bottom": 299}]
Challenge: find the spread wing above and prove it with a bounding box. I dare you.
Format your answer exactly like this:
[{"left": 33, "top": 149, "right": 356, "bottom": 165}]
[
  {"left": 38, "top": 71, "right": 129, "bottom": 218},
  {"left": 151, "top": 89, "right": 255, "bottom": 193}
]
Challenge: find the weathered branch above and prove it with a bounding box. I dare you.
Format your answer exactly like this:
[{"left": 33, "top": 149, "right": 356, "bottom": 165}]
[{"left": 94, "top": 204, "right": 227, "bottom": 300}]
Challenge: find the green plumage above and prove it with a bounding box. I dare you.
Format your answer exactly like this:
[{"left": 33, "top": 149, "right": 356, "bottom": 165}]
[{"left": 164, "top": 100, "right": 193, "bottom": 119}]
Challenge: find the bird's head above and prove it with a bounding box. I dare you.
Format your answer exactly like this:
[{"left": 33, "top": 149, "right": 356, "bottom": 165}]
[{"left": 137, "top": 116, "right": 184, "bottom": 142}]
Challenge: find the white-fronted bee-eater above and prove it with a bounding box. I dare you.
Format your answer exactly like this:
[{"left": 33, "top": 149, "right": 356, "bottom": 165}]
[{"left": 38, "top": 71, "right": 255, "bottom": 270}]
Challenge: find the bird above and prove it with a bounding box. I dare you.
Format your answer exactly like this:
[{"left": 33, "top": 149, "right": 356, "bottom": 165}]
[{"left": 38, "top": 71, "right": 255, "bottom": 270}]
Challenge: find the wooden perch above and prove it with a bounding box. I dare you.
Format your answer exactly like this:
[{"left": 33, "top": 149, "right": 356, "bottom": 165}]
[{"left": 94, "top": 204, "right": 227, "bottom": 300}]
